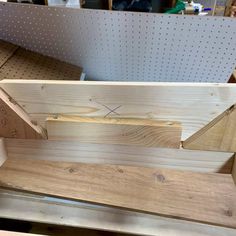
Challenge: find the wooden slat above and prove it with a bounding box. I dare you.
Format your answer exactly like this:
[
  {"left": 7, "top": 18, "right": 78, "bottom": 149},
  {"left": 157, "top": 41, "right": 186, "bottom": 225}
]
[
  {"left": 0, "top": 88, "right": 45, "bottom": 138},
  {"left": 1, "top": 80, "right": 236, "bottom": 140},
  {"left": 47, "top": 116, "right": 181, "bottom": 148},
  {"left": 1, "top": 190, "right": 236, "bottom": 236},
  {"left": 183, "top": 105, "right": 236, "bottom": 152},
  {"left": 108, "top": 0, "right": 112, "bottom": 10},
  {"left": 5, "top": 138, "right": 234, "bottom": 173},
  {"left": 0, "top": 158, "right": 235, "bottom": 228}
]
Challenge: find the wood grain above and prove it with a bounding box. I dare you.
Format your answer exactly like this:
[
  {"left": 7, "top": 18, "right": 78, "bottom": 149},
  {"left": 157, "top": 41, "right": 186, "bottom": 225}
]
[
  {"left": 183, "top": 105, "right": 236, "bottom": 152},
  {"left": 47, "top": 116, "right": 181, "bottom": 148},
  {"left": 0, "top": 89, "right": 44, "bottom": 138},
  {"left": 1, "top": 80, "right": 236, "bottom": 140},
  {"left": 0, "top": 158, "right": 235, "bottom": 228},
  {"left": 5, "top": 138, "right": 234, "bottom": 173}
]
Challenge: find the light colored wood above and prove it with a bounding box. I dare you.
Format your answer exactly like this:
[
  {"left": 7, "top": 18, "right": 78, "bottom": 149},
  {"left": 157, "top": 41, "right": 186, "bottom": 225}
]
[
  {"left": 183, "top": 105, "right": 236, "bottom": 152},
  {"left": 0, "top": 158, "right": 235, "bottom": 228},
  {"left": 0, "top": 98, "right": 42, "bottom": 139},
  {"left": 0, "top": 138, "right": 7, "bottom": 167},
  {"left": 0, "top": 88, "right": 46, "bottom": 138},
  {"left": 47, "top": 116, "right": 181, "bottom": 148},
  {"left": 232, "top": 155, "right": 236, "bottom": 185},
  {"left": 5, "top": 138, "right": 234, "bottom": 173},
  {"left": 1, "top": 80, "right": 236, "bottom": 140},
  {"left": 233, "top": 70, "right": 236, "bottom": 81},
  {"left": 1, "top": 190, "right": 236, "bottom": 236},
  {"left": 108, "top": 0, "right": 112, "bottom": 10}
]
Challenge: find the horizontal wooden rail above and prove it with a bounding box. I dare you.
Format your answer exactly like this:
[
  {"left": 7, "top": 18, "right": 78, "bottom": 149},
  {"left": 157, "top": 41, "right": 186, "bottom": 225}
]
[
  {"left": 1, "top": 80, "right": 236, "bottom": 140},
  {"left": 47, "top": 116, "right": 181, "bottom": 148}
]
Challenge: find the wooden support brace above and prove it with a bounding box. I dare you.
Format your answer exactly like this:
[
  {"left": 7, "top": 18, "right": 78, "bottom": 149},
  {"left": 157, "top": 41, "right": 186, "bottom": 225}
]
[
  {"left": 46, "top": 116, "right": 182, "bottom": 148},
  {"left": 0, "top": 88, "right": 47, "bottom": 139},
  {"left": 183, "top": 104, "right": 236, "bottom": 152}
]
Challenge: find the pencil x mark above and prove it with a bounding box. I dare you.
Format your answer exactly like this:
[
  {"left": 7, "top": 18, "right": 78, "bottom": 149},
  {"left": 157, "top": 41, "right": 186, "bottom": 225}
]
[
  {"left": 91, "top": 99, "right": 122, "bottom": 117},
  {"left": 104, "top": 105, "right": 122, "bottom": 118}
]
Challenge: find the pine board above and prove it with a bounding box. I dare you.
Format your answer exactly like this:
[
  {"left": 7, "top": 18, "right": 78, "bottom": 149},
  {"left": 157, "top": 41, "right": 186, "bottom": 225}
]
[
  {"left": 1, "top": 80, "right": 236, "bottom": 140},
  {"left": 47, "top": 116, "right": 181, "bottom": 148},
  {"left": 5, "top": 138, "right": 234, "bottom": 173},
  {"left": 0, "top": 158, "right": 235, "bottom": 228},
  {"left": 183, "top": 105, "right": 236, "bottom": 152},
  {"left": 0, "top": 98, "right": 42, "bottom": 139}
]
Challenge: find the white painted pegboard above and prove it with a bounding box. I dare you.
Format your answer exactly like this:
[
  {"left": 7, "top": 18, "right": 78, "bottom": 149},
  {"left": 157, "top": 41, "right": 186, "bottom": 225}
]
[{"left": 0, "top": 2, "right": 236, "bottom": 82}]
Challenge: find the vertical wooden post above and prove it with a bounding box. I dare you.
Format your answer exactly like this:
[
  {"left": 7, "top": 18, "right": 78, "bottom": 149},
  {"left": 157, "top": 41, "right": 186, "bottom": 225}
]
[{"left": 108, "top": 0, "right": 112, "bottom": 10}]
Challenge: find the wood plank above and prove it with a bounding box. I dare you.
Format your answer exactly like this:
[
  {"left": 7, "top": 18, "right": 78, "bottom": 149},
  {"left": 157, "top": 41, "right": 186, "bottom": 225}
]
[
  {"left": 0, "top": 158, "right": 235, "bottom": 228},
  {"left": 183, "top": 105, "right": 236, "bottom": 152},
  {"left": 108, "top": 0, "right": 112, "bottom": 10},
  {"left": 0, "top": 98, "right": 43, "bottom": 139},
  {"left": 0, "top": 88, "right": 46, "bottom": 138},
  {"left": 47, "top": 116, "right": 181, "bottom": 148},
  {"left": 5, "top": 138, "right": 234, "bottom": 173},
  {"left": 1, "top": 190, "right": 236, "bottom": 236},
  {"left": 1, "top": 80, "right": 236, "bottom": 140}
]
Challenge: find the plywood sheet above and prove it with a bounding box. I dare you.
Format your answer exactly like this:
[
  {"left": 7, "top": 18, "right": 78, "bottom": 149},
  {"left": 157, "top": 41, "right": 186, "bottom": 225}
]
[{"left": 0, "top": 158, "right": 235, "bottom": 228}]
